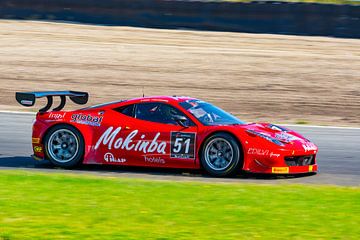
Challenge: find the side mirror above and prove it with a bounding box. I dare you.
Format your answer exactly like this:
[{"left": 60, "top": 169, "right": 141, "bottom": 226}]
[{"left": 173, "top": 115, "right": 189, "bottom": 128}]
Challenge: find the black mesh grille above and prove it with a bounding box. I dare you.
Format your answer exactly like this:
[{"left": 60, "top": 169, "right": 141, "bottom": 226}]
[{"left": 285, "top": 155, "right": 315, "bottom": 166}]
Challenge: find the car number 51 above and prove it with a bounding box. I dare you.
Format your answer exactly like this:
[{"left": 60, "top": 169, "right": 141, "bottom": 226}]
[{"left": 170, "top": 132, "right": 196, "bottom": 159}]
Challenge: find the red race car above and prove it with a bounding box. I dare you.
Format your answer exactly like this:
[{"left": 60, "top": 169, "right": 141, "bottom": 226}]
[{"left": 16, "top": 91, "right": 318, "bottom": 177}]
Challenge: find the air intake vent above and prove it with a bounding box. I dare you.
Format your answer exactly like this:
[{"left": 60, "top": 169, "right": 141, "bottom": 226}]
[{"left": 285, "top": 155, "right": 315, "bottom": 166}]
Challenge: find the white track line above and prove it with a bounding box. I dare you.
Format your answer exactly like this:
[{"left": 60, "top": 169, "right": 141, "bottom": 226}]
[
  {"left": 281, "top": 124, "right": 360, "bottom": 130},
  {"left": 0, "top": 110, "right": 35, "bottom": 115},
  {"left": 1, "top": 110, "right": 359, "bottom": 130}
]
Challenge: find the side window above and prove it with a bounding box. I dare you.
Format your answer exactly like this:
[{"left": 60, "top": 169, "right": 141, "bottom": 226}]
[
  {"left": 135, "top": 102, "right": 193, "bottom": 126},
  {"left": 115, "top": 104, "right": 135, "bottom": 117}
]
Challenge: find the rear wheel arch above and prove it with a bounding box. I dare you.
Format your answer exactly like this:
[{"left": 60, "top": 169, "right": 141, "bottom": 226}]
[
  {"left": 43, "top": 123, "right": 85, "bottom": 168},
  {"left": 41, "top": 123, "right": 82, "bottom": 143}
]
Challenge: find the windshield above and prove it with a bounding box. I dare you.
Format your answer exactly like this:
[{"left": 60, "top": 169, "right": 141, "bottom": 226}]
[{"left": 179, "top": 100, "right": 245, "bottom": 126}]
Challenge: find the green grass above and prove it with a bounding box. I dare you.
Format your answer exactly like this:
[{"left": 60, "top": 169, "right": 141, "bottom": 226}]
[
  {"left": 0, "top": 171, "right": 359, "bottom": 240},
  {"left": 295, "top": 119, "right": 310, "bottom": 125}
]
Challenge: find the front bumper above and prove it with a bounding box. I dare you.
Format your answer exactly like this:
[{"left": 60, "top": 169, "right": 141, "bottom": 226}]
[
  {"left": 271, "top": 164, "right": 317, "bottom": 174},
  {"left": 244, "top": 147, "right": 319, "bottom": 174},
  {"left": 246, "top": 162, "right": 318, "bottom": 174}
]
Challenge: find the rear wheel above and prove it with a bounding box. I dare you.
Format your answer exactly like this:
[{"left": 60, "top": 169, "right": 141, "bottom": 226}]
[
  {"left": 201, "top": 133, "right": 242, "bottom": 177},
  {"left": 44, "top": 124, "right": 84, "bottom": 168}
]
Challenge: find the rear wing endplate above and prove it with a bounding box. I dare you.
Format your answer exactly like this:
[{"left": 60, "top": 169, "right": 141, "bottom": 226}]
[{"left": 15, "top": 91, "right": 89, "bottom": 112}]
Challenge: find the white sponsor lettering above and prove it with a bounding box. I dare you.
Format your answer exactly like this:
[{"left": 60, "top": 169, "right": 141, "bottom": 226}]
[
  {"left": 270, "top": 152, "right": 281, "bottom": 158},
  {"left": 95, "top": 127, "right": 166, "bottom": 154},
  {"left": 248, "top": 148, "right": 280, "bottom": 158},
  {"left": 302, "top": 142, "right": 317, "bottom": 152},
  {"left": 144, "top": 156, "right": 165, "bottom": 164},
  {"left": 49, "top": 112, "right": 66, "bottom": 120},
  {"left": 71, "top": 113, "right": 103, "bottom": 126},
  {"left": 248, "top": 148, "right": 269, "bottom": 156},
  {"left": 104, "top": 152, "right": 126, "bottom": 163}
]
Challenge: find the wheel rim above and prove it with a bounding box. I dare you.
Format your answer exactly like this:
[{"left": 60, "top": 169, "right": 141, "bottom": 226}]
[
  {"left": 47, "top": 129, "right": 79, "bottom": 163},
  {"left": 204, "top": 138, "right": 234, "bottom": 171}
]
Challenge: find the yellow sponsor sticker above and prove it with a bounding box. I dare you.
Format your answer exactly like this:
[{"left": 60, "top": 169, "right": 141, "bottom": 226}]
[
  {"left": 32, "top": 138, "right": 40, "bottom": 144},
  {"left": 272, "top": 167, "right": 289, "bottom": 174},
  {"left": 33, "top": 146, "right": 43, "bottom": 153},
  {"left": 309, "top": 165, "right": 313, "bottom": 172}
]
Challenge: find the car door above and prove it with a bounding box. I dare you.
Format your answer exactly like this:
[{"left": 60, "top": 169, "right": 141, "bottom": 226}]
[
  {"left": 91, "top": 104, "right": 143, "bottom": 165},
  {"left": 131, "top": 102, "right": 198, "bottom": 168}
]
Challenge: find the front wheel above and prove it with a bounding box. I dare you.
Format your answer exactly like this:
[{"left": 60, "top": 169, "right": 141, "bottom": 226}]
[
  {"left": 201, "top": 133, "right": 242, "bottom": 177},
  {"left": 44, "top": 124, "right": 84, "bottom": 168}
]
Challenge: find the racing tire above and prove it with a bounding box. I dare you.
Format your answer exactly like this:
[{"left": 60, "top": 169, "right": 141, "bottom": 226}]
[
  {"left": 201, "top": 133, "right": 242, "bottom": 177},
  {"left": 44, "top": 124, "right": 84, "bottom": 168}
]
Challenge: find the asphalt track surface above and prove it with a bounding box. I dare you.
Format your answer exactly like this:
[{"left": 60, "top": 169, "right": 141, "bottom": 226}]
[{"left": 0, "top": 112, "right": 359, "bottom": 186}]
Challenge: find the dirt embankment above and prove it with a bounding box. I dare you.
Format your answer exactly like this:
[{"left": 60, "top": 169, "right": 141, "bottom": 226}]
[{"left": 0, "top": 20, "right": 359, "bottom": 126}]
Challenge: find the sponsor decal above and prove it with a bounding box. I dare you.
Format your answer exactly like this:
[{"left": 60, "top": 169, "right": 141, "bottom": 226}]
[
  {"left": 104, "top": 152, "right": 126, "bottom": 163},
  {"left": 302, "top": 142, "right": 317, "bottom": 152},
  {"left": 309, "top": 165, "right": 314, "bottom": 172},
  {"left": 32, "top": 138, "right": 40, "bottom": 144},
  {"left": 33, "top": 146, "right": 43, "bottom": 153},
  {"left": 71, "top": 113, "right": 103, "bottom": 127},
  {"left": 246, "top": 130, "right": 284, "bottom": 146},
  {"left": 170, "top": 132, "right": 196, "bottom": 159},
  {"left": 95, "top": 127, "right": 166, "bottom": 154},
  {"left": 275, "top": 132, "right": 300, "bottom": 142},
  {"left": 272, "top": 167, "right": 289, "bottom": 174},
  {"left": 141, "top": 98, "right": 168, "bottom": 102},
  {"left": 270, "top": 152, "right": 281, "bottom": 158},
  {"left": 21, "top": 100, "right": 33, "bottom": 106},
  {"left": 144, "top": 156, "right": 165, "bottom": 164},
  {"left": 247, "top": 148, "right": 280, "bottom": 158},
  {"left": 49, "top": 112, "right": 66, "bottom": 120}
]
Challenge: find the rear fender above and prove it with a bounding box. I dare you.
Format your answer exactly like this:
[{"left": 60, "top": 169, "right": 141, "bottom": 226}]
[{"left": 35, "top": 119, "right": 94, "bottom": 163}]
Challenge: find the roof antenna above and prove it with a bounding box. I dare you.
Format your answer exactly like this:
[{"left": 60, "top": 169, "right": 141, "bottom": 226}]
[{"left": 142, "top": 86, "right": 145, "bottom": 97}]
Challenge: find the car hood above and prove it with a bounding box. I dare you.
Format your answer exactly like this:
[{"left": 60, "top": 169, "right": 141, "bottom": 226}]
[{"left": 237, "top": 122, "right": 310, "bottom": 144}]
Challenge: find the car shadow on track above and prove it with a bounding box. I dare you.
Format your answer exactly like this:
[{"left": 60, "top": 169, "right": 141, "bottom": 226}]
[{"left": 0, "top": 156, "right": 316, "bottom": 181}]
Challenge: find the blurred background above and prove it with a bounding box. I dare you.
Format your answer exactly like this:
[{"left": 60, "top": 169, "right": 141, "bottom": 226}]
[
  {"left": 0, "top": 0, "right": 359, "bottom": 126},
  {"left": 0, "top": 2, "right": 359, "bottom": 239}
]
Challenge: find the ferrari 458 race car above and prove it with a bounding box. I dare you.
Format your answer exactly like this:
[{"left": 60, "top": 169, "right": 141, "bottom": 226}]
[{"left": 16, "top": 91, "right": 318, "bottom": 177}]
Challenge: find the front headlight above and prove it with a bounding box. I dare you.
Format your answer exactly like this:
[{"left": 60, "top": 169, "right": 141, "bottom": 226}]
[{"left": 246, "top": 130, "right": 285, "bottom": 146}]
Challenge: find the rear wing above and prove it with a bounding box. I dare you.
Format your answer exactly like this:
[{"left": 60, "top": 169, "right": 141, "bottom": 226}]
[{"left": 15, "top": 91, "right": 89, "bottom": 112}]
